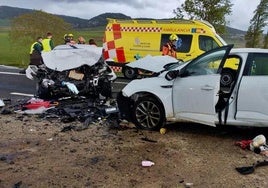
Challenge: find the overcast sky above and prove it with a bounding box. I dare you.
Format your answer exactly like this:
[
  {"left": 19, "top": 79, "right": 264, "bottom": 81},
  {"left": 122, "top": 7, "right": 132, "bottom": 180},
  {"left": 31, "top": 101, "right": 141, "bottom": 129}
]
[{"left": 0, "top": 0, "right": 261, "bottom": 31}]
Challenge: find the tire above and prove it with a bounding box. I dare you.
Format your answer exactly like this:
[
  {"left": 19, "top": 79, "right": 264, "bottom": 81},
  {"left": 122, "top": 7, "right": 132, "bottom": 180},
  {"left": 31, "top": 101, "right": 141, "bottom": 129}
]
[
  {"left": 132, "top": 97, "right": 165, "bottom": 130},
  {"left": 123, "top": 67, "right": 138, "bottom": 79},
  {"left": 220, "top": 68, "right": 236, "bottom": 87}
]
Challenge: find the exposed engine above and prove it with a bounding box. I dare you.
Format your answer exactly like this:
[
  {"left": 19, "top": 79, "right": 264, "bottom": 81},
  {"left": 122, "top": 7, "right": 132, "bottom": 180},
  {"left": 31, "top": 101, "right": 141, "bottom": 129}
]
[{"left": 25, "top": 45, "right": 116, "bottom": 101}]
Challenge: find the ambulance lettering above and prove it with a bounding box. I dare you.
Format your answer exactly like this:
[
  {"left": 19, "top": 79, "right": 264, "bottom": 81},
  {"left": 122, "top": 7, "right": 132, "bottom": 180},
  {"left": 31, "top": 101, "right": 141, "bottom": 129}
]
[
  {"left": 133, "top": 38, "right": 151, "bottom": 48},
  {"left": 162, "top": 28, "right": 190, "bottom": 33}
]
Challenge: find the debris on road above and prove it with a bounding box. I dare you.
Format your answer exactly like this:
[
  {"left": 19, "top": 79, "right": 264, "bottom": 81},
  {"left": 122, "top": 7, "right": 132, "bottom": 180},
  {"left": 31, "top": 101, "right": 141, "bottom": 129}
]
[
  {"left": 236, "top": 159, "right": 268, "bottom": 175},
  {"left": 0, "top": 96, "right": 120, "bottom": 131},
  {"left": 235, "top": 134, "right": 268, "bottom": 156},
  {"left": 141, "top": 160, "right": 155, "bottom": 167}
]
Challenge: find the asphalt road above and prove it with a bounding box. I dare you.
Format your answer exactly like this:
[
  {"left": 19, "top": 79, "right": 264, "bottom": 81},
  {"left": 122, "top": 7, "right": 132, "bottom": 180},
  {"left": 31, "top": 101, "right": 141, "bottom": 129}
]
[
  {"left": 0, "top": 65, "right": 128, "bottom": 102},
  {"left": 0, "top": 65, "right": 35, "bottom": 100}
]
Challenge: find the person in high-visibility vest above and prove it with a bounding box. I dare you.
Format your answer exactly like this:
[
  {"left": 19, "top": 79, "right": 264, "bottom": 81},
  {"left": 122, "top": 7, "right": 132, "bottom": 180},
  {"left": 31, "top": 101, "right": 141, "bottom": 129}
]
[
  {"left": 162, "top": 34, "right": 178, "bottom": 58},
  {"left": 29, "top": 36, "right": 43, "bottom": 66},
  {"left": 42, "top": 32, "right": 54, "bottom": 52}
]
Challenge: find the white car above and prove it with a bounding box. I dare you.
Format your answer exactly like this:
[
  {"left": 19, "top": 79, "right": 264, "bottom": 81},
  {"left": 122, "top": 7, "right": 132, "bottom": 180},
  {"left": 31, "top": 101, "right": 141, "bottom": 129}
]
[
  {"left": 117, "top": 44, "right": 268, "bottom": 130},
  {"left": 123, "top": 55, "right": 179, "bottom": 79},
  {"left": 26, "top": 44, "right": 116, "bottom": 99}
]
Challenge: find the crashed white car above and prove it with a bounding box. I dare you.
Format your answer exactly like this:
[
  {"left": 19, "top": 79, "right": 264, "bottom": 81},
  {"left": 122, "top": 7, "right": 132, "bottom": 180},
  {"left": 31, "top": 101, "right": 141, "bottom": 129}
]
[
  {"left": 26, "top": 44, "right": 116, "bottom": 100},
  {"left": 123, "top": 55, "right": 179, "bottom": 79},
  {"left": 117, "top": 44, "right": 268, "bottom": 130}
]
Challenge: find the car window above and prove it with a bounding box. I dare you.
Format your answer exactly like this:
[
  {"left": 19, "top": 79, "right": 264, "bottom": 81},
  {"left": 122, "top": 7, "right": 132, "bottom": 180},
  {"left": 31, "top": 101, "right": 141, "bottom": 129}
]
[
  {"left": 247, "top": 53, "right": 268, "bottom": 75},
  {"left": 199, "top": 35, "right": 220, "bottom": 52},
  {"left": 183, "top": 48, "right": 228, "bottom": 76},
  {"left": 160, "top": 34, "right": 193, "bottom": 53}
]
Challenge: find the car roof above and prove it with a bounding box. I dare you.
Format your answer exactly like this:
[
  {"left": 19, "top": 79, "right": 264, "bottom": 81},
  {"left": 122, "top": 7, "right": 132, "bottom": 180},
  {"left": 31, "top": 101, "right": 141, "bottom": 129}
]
[{"left": 231, "top": 47, "right": 268, "bottom": 53}]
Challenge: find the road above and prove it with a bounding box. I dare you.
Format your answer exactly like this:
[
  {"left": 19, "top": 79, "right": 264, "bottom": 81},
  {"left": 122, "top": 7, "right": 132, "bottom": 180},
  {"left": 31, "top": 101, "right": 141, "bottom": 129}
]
[
  {"left": 0, "top": 65, "right": 36, "bottom": 100},
  {"left": 0, "top": 65, "right": 128, "bottom": 101}
]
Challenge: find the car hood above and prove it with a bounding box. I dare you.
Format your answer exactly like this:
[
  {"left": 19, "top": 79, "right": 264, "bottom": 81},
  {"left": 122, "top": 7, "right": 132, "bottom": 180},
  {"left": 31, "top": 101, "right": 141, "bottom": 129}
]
[
  {"left": 41, "top": 45, "right": 103, "bottom": 71},
  {"left": 126, "top": 55, "right": 179, "bottom": 73}
]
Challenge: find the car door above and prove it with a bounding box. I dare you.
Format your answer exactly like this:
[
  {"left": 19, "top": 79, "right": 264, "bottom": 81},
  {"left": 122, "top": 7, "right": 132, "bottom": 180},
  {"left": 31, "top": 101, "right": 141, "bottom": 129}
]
[
  {"left": 236, "top": 53, "right": 268, "bottom": 125},
  {"left": 172, "top": 45, "right": 233, "bottom": 126}
]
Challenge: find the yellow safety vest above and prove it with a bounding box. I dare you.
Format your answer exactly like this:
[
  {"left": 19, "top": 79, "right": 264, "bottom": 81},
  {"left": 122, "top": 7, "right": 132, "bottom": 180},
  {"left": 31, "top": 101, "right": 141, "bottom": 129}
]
[
  {"left": 42, "top": 38, "right": 52, "bottom": 52},
  {"left": 29, "top": 42, "right": 40, "bottom": 54}
]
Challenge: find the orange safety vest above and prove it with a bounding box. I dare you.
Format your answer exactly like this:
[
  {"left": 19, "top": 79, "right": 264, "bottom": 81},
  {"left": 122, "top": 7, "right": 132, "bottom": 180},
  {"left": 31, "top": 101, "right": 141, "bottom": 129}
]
[{"left": 162, "top": 43, "right": 177, "bottom": 58}]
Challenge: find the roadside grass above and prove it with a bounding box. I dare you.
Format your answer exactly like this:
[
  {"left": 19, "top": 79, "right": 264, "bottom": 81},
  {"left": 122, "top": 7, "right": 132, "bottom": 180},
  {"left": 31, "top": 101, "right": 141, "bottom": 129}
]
[{"left": 0, "top": 31, "right": 19, "bottom": 66}]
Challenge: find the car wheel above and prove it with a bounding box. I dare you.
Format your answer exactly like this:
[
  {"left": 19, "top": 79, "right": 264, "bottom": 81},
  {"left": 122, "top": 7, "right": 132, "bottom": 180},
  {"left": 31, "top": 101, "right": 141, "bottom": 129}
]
[
  {"left": 123, "top": 67, "right": 137, "bottom": 79},
  {"left": 220, "top": 68, "right": 236, "bottom": 87},
  {"left": 132, "top": 97, "right": 165, "bottom": 130}
]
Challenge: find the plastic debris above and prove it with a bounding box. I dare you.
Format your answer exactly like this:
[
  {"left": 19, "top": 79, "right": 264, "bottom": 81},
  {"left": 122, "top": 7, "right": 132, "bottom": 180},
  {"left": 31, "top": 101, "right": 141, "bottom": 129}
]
[
  {"left": 0, "top": 99, "right": 5, "bottom": 107},
  {"left": 141, "top": 160, "right": 155, "bottom": 167}
]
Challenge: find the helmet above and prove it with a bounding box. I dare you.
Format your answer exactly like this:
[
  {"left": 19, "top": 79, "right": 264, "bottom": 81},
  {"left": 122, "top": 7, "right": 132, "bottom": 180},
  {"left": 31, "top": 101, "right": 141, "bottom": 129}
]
[
  {"left": 68, "top": 33, "right": 74, "bottom": 38},
  {"left": 169, "top": 34, "right": 178, "bottom": 41},
  {"left": 64, "top": 34, "right": 71, "bottom": 43}
]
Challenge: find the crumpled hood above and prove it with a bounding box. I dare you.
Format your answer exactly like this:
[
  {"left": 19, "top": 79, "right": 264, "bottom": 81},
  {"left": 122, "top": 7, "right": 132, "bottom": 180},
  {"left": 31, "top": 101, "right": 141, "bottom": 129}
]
[
  {"left": 41, "top": 45, "right": 103, "bottom": 71},
  {"left": 126, "top": 55, "right": 179, "bottom": 73}
]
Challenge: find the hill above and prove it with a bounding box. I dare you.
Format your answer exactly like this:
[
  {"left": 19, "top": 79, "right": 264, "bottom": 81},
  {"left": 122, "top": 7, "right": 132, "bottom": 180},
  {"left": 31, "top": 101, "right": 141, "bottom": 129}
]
[
  {"left": 0, "top": 5, "right": 246, "bottom": 36},
  {"left": 88, "top": 13, "right": 131, "bottom": 27},
  {"left": 0, "top": 6, "right": 132, "bottom": 28},
  {"left": 0, "top": 6, "right": 90, "bottom": 28}
]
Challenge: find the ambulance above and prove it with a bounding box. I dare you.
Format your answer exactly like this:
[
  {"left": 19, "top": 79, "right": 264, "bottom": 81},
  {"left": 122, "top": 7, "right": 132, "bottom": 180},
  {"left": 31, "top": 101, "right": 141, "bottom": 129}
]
[{"left": 103, "top": 18, "right": 227, "bottom": 78}]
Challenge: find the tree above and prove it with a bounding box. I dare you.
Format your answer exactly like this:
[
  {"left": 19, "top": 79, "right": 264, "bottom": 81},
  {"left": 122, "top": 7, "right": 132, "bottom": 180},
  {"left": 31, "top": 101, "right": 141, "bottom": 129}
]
[
  {"left": 9, "top": 11, "right": 74, "bottom": 67},
  {"left": 244, "top": 0, "right": 268, "bottom": 48},
  {"left": 263, "top": 31, "right": 268, "bottom": 48},
  {"left": 173, "top": 0, "right": 233, "bottom": 34}
]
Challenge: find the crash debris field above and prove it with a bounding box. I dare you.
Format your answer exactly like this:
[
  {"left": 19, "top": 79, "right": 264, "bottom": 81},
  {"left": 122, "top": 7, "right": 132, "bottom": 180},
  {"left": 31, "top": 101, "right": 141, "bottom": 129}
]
[{"left": 1, "top": 110, "right": 268, "bottom": 187}]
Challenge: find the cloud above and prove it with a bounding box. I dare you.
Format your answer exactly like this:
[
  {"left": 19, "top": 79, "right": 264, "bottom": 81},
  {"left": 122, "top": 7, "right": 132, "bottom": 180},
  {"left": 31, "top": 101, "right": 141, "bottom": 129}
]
[
  {"left": 0, "top": 0, "right": 262, "bottom": 30},
  {"left": 226, "top": 0, "right": 260, "bottom": 30},
  {"left": 50, "top": 0, "right": 157, "bottom": 8},
  {"left": 43, "top": 0, "right": 178, "bottom": 19}
]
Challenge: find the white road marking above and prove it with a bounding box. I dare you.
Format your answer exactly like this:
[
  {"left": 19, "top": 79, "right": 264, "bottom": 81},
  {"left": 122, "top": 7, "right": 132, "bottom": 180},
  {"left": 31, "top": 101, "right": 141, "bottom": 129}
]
[
  {"left": 10, "top": 92, "right": 34, "bottom": 97},
  {"left": 0, "top": 71, "right": 24, "bottom": 76},
  {"left": 0, "top": 65, "right": 20, "bottom": 69},
  {"left": 113, "top": 81, "right": 128, "bottom": 84}
]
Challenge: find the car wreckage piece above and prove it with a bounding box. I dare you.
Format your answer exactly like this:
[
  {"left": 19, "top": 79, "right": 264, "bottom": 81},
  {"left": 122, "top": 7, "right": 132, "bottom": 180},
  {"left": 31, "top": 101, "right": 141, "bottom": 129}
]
[{"left": 26, "top": 45, "right": 116, "bottom": 100}]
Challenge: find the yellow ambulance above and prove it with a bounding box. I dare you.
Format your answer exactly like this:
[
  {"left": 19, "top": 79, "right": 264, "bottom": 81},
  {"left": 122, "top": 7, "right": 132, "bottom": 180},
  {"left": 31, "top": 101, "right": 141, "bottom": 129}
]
[{"left": 103, "top": 18, "right": 227, "bottom": 78}]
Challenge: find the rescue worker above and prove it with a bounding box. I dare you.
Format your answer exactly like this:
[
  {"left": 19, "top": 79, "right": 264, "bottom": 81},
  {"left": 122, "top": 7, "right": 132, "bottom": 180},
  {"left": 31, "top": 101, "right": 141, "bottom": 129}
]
[
  {"left": 42, "top": 32, "right": 54, "bottom": 52},
  {"left": 162, "top": 33, "right": 178, "bottom": 58},
  {"left": 64, "top": 33, "right": 76, "bottom": 44},
  {"left": 29, "top": 36, "right": 43, "bottom": 66},
  {"left": 63, "top": 34, "right": 69, "bottom": 44}
]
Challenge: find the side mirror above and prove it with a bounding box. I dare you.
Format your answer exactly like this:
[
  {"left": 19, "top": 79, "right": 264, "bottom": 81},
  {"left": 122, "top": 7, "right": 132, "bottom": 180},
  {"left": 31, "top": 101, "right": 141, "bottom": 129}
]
[{"left": 165, "top": 70, "right": 179, "bottom": 81}]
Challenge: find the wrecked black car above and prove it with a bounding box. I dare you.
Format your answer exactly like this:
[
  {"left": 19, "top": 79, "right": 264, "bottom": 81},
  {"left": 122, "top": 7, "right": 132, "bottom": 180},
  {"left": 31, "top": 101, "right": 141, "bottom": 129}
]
[{"left": 26, "top": 44, "right": 116, "bottom": 100}]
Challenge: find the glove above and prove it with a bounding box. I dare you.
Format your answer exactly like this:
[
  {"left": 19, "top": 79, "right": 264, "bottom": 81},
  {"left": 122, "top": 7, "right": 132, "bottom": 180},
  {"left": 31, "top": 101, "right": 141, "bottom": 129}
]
[{"left": 62, "top": 81, "right": 79, "bottom": 94}]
